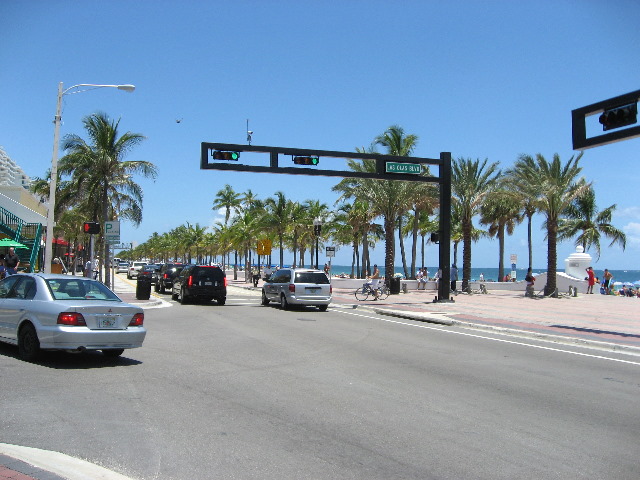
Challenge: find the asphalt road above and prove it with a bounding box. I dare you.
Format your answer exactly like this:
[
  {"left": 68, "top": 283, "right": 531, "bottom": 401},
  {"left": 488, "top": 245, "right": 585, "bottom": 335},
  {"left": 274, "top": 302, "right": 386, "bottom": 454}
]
[{"left": 1, "top": 290, "right": 639, "bottom": 480}]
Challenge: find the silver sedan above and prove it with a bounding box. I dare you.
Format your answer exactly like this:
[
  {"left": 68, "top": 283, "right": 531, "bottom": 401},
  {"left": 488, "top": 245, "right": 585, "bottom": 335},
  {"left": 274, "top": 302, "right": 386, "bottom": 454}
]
[{"left": 0, "top": 273, "right": 146, "bottom": 361}]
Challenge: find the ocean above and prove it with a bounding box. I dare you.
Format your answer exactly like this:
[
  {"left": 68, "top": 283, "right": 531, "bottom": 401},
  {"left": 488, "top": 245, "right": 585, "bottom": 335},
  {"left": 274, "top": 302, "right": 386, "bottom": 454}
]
[{"left": 326, "top": 265, "right": 640, "bottom": 284}]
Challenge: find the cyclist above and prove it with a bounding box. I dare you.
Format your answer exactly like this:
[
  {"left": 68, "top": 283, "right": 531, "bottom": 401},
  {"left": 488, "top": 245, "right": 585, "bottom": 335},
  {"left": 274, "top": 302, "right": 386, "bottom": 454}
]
[{"left": 368, "top": 264, "right": 381, "bottom": 300}]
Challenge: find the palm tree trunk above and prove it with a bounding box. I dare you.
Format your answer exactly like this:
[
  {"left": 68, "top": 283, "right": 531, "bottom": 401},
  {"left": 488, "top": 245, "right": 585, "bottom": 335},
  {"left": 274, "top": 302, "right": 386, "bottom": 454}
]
[
  {"left": 384, "top": 216, "right": 395, "bottom": 287},
  {"left": 546, "top": 221, "right": 558, "bottom": 296},
  {"left": 527, "top": 214, "right": 533, "bottom": 270},
  {"left": 498, "top": 225, "right": 505, "bottom": 281},
  {"left": 462, "top": 221, "right": 472, "bottom": 291},
  {"left": 102, "top": 184, "right": 110, "bottom": 288},
  {"left": 410, "top": 209, "right": 419, "bottom": 278},
  {"left": 398, "top": 217, "right": 408, "bottom": 278}
]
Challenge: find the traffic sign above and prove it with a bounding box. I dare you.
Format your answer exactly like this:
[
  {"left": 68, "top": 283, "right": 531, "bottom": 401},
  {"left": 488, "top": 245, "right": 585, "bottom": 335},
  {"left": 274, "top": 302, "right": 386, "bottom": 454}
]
[
  {"left": 326, "top": 246, "right": 335, "bottom": 257},
  {"left": 105, "top": 221, "right": 121, "bottom": 244},
  {"left": 257, "top": 238, "right": 272, "bottom": 255},
  {"left": 111, "top": 243, "right": 132, "bottom": 250},
  {"left": 385, "top": 162, "right": 421, "bottom": 174}
]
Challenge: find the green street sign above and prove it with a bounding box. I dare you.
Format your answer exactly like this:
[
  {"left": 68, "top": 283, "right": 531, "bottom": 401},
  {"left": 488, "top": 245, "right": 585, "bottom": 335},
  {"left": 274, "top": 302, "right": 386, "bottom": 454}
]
[{"left": 385, "top": 162, "right": 421, "bottom": 174}]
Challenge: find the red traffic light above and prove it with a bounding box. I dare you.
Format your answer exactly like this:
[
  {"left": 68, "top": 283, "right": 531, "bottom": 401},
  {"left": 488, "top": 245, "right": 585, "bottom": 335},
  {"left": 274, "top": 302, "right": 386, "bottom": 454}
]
[
  {"left": 293, "top": 156, "right": 319, "bottom": 166},
  {"left": 599, "top": 103, "right": 638, "bottom": 131},
  {"left": 211, "top": 151, "right": 240, "bottom": 161},
  {"left": 83, "top": 222, "right": 100, "bottom": 234}
]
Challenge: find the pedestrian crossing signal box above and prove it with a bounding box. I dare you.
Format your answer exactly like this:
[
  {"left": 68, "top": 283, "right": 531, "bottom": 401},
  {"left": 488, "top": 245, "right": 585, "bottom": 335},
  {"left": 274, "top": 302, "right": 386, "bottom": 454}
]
[{"left": 83, "top": 222, "right": 100, "bottom": 234}]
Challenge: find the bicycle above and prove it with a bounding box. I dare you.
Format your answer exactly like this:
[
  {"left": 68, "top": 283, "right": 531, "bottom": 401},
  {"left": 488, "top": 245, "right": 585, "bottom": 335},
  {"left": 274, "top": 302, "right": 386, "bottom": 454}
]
[{"left": 354, "top": 282, "right": 390, "bottom": 301}]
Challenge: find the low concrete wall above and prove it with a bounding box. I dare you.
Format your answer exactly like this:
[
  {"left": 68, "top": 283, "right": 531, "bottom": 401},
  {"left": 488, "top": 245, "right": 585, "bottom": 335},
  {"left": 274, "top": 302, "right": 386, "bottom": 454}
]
[{"left": 329, "top": 273, "right": 588, "bottom": 294}]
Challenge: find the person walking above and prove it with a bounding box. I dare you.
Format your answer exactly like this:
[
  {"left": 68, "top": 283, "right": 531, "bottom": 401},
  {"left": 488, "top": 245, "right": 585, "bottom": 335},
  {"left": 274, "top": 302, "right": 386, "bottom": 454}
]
[
  {"left": 450, "top": 264, "right": 458, "bottom": 292},
  {"left": 4, "top": 247, "right": 20, "bottom": 275},
  {"left": 586, "top": 266, "right": 595, "bottom": 294},
  {"left": 603, "top": 269, "right": 613, "bottom": 295},
  {"left": 525, "top": 268, "right": 536, "bottom": 297}
]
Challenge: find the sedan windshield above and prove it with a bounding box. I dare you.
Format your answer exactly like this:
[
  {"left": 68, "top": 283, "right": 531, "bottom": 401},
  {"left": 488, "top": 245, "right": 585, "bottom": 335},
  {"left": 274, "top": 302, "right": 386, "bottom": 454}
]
[{"left": 46, "top": 278, "right": 121, "bottom": 301}]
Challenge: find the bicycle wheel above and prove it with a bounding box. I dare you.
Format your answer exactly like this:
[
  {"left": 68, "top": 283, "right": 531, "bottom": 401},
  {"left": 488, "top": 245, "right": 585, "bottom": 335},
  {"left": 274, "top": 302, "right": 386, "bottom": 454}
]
[
  {"left": 354, "top": 286, "right": 370, "bottom": 301},
  {"left": 377, "top": 285, "right": 390, "bottom": 300}
]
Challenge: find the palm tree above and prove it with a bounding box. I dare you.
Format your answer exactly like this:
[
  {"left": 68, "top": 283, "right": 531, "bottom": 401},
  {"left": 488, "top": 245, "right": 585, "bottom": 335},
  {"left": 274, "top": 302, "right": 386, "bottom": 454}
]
[
  {"left": 513, "top": 153, "right": 588, "bottom": 296},
  {"left": 374, "top": 125, "right": 419, "bottom": 281},
  {"left": 59, "top": 112, "right": 156, "bottom": 287},
  {"left": 558, "top": 185, "right": 626, "bottom": 260},
  {"left": 213, "top": 184, "right": 241, "bottom": 225},
  {"left": 264, "top": 191, "right": 290, "bottom": 267},
  {"left": 480, "top": 189, "right": 523, "bottom": 281},
  {"left": 451, "top": 157, "right": 501, "bottom": 291}
]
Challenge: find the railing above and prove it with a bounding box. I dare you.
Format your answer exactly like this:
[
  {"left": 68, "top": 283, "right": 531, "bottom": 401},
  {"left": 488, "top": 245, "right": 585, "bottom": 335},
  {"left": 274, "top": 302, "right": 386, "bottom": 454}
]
[{"left": 0, "top": 205, "right": 43, "bottom": 272}]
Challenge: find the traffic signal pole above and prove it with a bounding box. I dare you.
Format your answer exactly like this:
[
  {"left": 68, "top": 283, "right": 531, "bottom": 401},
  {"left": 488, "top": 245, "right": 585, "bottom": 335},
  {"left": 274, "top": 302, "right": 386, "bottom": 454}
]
[{"left": 201, "top": 142, "right": 454, "bottom": 302}]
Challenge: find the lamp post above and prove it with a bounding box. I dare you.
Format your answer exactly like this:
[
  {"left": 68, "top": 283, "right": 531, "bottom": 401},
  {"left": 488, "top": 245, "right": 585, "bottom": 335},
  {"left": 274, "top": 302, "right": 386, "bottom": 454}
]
[
  {"left": 44, "top": 82, "right": 135, "bottom": 274},
  {"left": 313, "top": 217, "right": 323, "bottom": 269}
]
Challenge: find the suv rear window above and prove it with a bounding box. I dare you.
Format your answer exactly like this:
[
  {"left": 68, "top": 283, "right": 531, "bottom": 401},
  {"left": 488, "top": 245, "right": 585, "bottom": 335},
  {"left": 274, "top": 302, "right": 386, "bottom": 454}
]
[
  {"left": 295, "top": 272, "right": 329, "bottom": 284},
  {"left": 192, "top": 266, "right": 225, "bottom": 281}
]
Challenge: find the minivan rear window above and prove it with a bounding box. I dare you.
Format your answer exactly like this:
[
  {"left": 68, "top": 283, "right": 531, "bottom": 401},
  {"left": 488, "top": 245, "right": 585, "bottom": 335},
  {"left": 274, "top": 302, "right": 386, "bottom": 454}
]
[
  {"left": 193, "top": 267, "right": 225, "bottom": 280},
  {"left": 295, "top": 272, "right": 330, "bottom": 284}
]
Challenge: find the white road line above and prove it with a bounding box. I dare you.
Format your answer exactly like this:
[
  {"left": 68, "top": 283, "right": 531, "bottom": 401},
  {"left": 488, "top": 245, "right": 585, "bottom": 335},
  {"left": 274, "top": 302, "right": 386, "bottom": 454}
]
[{"left": 337, "top": 310, "right": 640, "bottom": 366}]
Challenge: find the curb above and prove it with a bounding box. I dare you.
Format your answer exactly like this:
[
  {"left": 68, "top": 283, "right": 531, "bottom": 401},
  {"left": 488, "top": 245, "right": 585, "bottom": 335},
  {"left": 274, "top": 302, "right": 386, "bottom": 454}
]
[{"left": 0, "top": 444, "right": 136, "bottom": 480}]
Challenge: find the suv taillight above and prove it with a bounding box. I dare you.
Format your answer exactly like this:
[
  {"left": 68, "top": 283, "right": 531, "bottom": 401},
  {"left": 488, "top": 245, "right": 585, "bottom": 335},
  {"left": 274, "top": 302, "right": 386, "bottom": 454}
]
[
  {"left": 57, "top": 312, "right": 86, "bottom": 326},
  {"left": 163, "top": 273, "right": 169, "bottom": 279},
  {"left": 330, "top": 285, "right": 333, "bottom": 293},
  {"left": 224, "top": 277, "right": 228, "bottom": 287},
  {"left": 289, "top": 284, "right": 295, "bottom": 293},
  {"left": 129, "top": 313, "right": 144, "bottom": 326},
  {"left": 187, "top": 275, "right": 194, "bottom": 287}
]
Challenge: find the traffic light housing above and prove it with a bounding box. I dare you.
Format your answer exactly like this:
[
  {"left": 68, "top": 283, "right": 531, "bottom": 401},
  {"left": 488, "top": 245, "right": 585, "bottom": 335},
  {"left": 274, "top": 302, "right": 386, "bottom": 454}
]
[
  {"left": 83, "top": 222, "right": 100, "bottom": 234},
  {"left": 599, "top": 103, "right": 638, "bottom": 131},
  {"left": 293, "top": 156, "right": 319, "bottom": 166},
  {"left": 211, "top": 151, "right": 240, "bottom": 161}
]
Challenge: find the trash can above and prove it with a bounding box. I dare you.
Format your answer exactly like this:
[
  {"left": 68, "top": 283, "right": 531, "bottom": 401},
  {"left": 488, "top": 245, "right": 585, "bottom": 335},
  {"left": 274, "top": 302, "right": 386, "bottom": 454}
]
[
  {"left": 390, "top": 277, "right": 401, "bottom": 295},
  {"left": 136, "top": 275, "right": 152, "bottom": 300}
]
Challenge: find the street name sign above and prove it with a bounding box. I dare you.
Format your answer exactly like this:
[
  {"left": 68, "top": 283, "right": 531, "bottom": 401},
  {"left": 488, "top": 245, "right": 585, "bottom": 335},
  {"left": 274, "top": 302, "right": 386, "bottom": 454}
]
[{"left": 385, "top": 162, "right": 421, "bottom": 174}]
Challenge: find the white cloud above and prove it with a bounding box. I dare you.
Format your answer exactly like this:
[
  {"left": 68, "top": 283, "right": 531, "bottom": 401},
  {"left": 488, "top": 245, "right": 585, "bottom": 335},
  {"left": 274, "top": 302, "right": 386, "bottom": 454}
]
[
  {"left": 618, "top": 206, "right": 640, "bottom": 220},
  {"left": 623, "top": 222, "right": 640, "bottom": 248}
]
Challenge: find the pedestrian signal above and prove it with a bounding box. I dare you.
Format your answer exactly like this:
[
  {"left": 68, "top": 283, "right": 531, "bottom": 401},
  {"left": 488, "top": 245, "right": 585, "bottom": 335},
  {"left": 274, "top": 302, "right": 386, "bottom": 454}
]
[
  {"left": 599, "top": 103, "right": 638, "bottom": 131},
  {"left": 211, "top": 151, "right": 240, "bottom": 161},
  {"left": 83, "top": 222, "right": 100, "bottom": 234}
]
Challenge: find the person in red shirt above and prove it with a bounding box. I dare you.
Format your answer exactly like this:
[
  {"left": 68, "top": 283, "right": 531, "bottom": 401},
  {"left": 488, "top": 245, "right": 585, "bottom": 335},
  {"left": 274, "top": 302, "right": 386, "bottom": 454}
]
[{"left": 586, "top": 266, "right": 595, "bottom": 294}]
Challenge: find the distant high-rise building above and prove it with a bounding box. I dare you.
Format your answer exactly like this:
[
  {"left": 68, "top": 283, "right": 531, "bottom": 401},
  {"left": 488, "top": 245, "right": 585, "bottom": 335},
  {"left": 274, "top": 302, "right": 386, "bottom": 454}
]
[{"left": 0, "top": 146, "right": 32, "bottom": 189}]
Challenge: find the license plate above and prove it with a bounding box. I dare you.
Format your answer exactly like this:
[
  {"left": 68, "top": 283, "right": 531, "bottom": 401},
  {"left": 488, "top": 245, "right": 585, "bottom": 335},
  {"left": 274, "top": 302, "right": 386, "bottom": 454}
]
[
  {"left": 307, "top": 288, "right": 319, "bottom": 293},
  {"left": 98, "top": 316, "right": 118, "bottom": 328},
  {"left": 204, "top": 281, "right": 213, "bottom": 286}
]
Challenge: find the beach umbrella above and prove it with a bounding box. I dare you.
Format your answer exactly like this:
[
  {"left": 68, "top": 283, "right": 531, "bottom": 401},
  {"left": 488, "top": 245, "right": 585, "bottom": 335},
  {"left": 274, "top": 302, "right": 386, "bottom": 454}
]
[
  {"left": 612, "top": 281, "right": 623, "bottom": 287},
  {"left": 634, "top": 280, "right": 640, "bottom": 287},
  {"left": 0, "top": 238, "right": 28, "bottom": 249}
]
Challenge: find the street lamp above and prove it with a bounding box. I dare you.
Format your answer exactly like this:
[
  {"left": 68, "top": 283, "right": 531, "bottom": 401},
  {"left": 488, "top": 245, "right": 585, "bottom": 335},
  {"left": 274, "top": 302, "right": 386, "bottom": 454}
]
[
  {"left": 313, "top": 217, "right": 323, "bottom": 269},
  {"left": 44, "top": 82, "right": 135, "bottom": 274}
]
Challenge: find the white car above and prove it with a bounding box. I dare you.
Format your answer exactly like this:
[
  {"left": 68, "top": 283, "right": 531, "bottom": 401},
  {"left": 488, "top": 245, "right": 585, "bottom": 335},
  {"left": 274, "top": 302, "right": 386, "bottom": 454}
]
[
  {"left": 261, "top": 268, "right": 332, "bottom": 311},
  {"left": 116, "top": 262, "right": 130, "bottom": 274},
  {"left": 127, "top": 261, "right": 147, "bottom": 279},
  {"left": 0, "top": 273, "right": 146, "bottom": 361}
]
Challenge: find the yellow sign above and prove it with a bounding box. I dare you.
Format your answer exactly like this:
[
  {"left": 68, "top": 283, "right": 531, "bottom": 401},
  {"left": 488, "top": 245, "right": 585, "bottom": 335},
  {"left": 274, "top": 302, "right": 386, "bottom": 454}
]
[{"left": 257, "top": 239, "right": 272, "bottom": 255}]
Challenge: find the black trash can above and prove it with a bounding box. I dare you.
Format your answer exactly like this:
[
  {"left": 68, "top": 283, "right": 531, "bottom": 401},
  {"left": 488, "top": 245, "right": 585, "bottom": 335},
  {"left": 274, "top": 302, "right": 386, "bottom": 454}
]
[
  {"left": 136, "top": 275, "right": 152, "bottom": 300},
  {"left": 390, "top": 277, "right": 401, "bottom": 295}
]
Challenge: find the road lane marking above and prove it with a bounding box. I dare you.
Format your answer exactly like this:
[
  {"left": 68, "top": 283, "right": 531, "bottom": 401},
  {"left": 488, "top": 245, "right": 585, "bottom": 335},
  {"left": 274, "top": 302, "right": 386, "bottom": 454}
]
[{"left": 337, "top": 310, "right": 640, "bottom": 366}]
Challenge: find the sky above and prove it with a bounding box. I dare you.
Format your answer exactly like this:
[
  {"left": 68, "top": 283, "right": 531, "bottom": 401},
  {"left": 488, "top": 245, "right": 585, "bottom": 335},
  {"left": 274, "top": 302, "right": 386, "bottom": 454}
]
[{"left": 1, "top": 0, "right": 639, "bottom": 271}]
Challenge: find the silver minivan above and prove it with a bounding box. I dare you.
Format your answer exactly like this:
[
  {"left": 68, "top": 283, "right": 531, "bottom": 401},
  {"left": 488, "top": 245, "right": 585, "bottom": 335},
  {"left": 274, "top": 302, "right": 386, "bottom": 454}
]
[{"left": 261, "top": 268, "right": 332, "bottom": 311}]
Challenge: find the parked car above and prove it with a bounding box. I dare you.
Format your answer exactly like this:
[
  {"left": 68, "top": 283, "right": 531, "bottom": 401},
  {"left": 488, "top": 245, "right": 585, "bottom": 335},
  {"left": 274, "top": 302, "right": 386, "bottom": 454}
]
[
  {"left": 261, "top": 268, "right": 331, "bottom": 311},
  {"left": 116, "top": 262, "right": 130, "bottom": 274},
  {"left": 155, "top": 263, "right": 184, "bottom": 294},
  {"left": 127, "top": 261, "right": 147, "bottom": 279},
  {"left": 0, "top": 273, "right": 146, "bottom": 361},
  {"left": 139, "top": 264, "right": 160, "bottom": 284},
  {"left": 172, "top": 265, "right": 226, "bottom": 305}
]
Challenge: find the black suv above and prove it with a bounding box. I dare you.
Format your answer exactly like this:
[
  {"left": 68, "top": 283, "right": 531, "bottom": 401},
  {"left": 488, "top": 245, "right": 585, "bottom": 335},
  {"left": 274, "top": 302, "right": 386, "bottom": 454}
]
[
  {"left": 172, "top": 265, "right": 227, "bottom": 305},
  {"left": 155, "top": 263, "right": 185, "bottom": 294}
]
